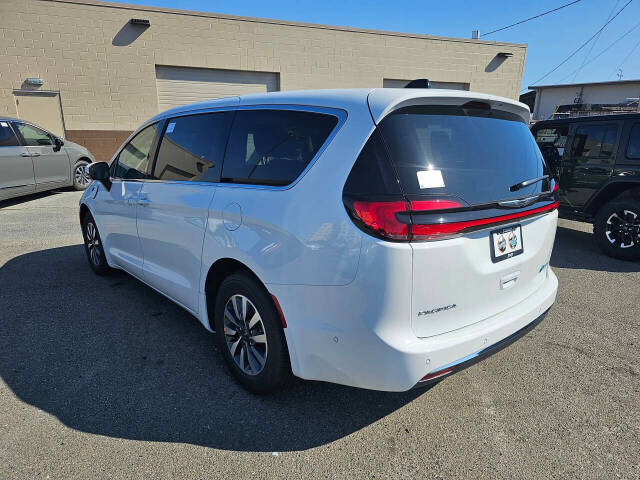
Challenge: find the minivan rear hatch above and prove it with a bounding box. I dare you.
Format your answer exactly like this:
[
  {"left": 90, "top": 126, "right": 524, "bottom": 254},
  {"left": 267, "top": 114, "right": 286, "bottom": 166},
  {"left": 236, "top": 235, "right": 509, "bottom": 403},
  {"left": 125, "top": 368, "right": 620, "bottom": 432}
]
[{"left": 347, "top": 94, "right": 558, "bottom": 338}]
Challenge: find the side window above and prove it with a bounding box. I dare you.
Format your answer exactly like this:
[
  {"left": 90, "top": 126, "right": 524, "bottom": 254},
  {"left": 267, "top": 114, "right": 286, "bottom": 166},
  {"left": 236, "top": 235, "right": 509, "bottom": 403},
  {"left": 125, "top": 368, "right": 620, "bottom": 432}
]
[
  {"left": 152, "top": 111, "right": 233, "bottom": 182},
  {"left": 112, "top": 123, "right": 159, "bottom": 180},
  {"left": 343, "top": 130, "right": 402, "bottom": 196},
  {"left": 14, "top": 122, "right": 52, "bottom": 146},
  {"left": 571, "top": 124, "right": 618, "bottom": 163},
  {"left": 535, "top": 126, "right": 568, "bottom": 159},
  {"left": 0, "top": 122, "right": 19, "bottom": 147},
  {"left": 627, "top": 124, "right": 640, "bottom": 160},
  {"left": 221, "top": 109, "right": 339, "bottom": 186}
]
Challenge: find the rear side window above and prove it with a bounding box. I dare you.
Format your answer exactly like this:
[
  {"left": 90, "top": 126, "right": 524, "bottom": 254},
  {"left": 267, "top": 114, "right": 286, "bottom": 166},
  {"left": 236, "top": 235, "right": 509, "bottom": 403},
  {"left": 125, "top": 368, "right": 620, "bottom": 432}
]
[
  {"left": 0, "top": 122, "right": 19, "bottom": 147},
  {"left": 627, "top": 124, "right": 640, "bottom": 159},
  {"left": 571, "top": 124, "right": 618, "bottom": 163},
  {"left": 221, "top": 109, "right": 338, "bottom": 186},
  {"left": 112, "top": 123, "right": 159, "bottom": 180},
  {"left": 153, "top": 112, "right": 233, "bottom": 182},
  {"left": 343, "top": 130, "right": 401, "bottom": 196},
  {"left": 535, "top": 126, "right": 569, "bottom": 165},
  {"left": 378, "top": 105, "right": 547, "bottom": 205}
]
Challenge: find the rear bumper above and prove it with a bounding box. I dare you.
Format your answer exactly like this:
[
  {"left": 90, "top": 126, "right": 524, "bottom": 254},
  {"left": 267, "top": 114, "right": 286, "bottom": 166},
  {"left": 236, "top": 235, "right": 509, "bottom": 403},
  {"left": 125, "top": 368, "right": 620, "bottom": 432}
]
[
  {"left": 413, "top": 308, "right": 547, "bottom": 388},
  {"left": 270, "top": 269, "right": 558, "bottom": 392}
]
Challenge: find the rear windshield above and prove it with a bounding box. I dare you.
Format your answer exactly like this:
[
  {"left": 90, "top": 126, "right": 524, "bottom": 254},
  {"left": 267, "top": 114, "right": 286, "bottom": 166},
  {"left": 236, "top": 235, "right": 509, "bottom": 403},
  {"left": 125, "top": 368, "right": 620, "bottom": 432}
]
[{"left": 379, "top": 105, "right": 546, "bottom": 205}]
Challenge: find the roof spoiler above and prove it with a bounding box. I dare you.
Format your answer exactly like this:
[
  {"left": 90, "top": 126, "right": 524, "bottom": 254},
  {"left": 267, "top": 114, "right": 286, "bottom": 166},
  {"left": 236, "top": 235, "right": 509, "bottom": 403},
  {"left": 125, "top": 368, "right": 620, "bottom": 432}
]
[{"left": 405, "top": 79, "right": 431, "bottom": 89}]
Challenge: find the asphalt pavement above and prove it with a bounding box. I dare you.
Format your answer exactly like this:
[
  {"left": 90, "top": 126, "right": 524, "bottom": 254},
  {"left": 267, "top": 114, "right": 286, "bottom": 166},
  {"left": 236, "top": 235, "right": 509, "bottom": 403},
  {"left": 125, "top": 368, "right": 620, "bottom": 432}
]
[{"left": 0, "top": 189, "right": 638, "bottom": 479}]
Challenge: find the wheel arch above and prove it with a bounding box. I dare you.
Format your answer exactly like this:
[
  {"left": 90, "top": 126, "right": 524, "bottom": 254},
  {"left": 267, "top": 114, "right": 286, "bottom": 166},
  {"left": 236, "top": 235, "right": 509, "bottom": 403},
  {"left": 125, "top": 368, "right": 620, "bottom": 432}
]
[
  {"left": 585, "top": 181, "right": 640, "bottom": 217},
  {"left": 79, "top": 202, "right": 91, "bottom": 224},
  {"left": 204, "top": 258, "right": 273, "bottom": 328}
]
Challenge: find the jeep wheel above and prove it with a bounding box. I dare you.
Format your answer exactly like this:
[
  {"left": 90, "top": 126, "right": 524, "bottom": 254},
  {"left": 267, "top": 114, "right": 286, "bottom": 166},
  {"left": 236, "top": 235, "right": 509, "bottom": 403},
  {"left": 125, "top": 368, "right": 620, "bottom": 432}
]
[{"left": 594, "top": 200, "right": 640, "bottom": 261}]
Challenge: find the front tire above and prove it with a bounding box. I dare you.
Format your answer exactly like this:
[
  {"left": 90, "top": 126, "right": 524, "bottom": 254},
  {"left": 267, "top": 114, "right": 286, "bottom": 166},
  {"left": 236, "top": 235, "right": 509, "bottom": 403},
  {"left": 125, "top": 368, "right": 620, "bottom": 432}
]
[
  {"left": 82, "top": 213, "right": 111, "bottom": 275},
  {"left": 73, "top": 160, "right": 91, "bottom": 190},
  {"left": 214, "top": 273, "right": 291, "bottom": 393},
  {"left": 594, "top": 199, "right": 640, "bottom": 261}
]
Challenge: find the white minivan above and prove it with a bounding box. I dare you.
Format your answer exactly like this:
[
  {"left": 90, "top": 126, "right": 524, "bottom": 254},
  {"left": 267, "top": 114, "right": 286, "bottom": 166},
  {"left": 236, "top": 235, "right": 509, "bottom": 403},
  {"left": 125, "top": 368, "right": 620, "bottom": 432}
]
[{"left": 80, "top": 88, "right": 558, "bottom": 393}]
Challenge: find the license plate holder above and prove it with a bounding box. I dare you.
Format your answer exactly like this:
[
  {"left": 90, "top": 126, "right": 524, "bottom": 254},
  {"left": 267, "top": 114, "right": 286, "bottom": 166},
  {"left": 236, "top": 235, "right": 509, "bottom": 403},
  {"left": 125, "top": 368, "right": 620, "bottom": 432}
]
[{"left": 490, "top": 224, "right": 523, "bottom": 263}]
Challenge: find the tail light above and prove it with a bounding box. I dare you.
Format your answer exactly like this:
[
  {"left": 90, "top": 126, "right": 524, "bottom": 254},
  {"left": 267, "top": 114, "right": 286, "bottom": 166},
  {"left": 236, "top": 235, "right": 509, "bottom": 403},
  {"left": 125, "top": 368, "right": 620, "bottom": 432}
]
[
  {"left": 346, "top": 197, "right": 558, "bottom": 242},
  {"left": 352, "top": 200, "right": 409, "bottom": 240}
]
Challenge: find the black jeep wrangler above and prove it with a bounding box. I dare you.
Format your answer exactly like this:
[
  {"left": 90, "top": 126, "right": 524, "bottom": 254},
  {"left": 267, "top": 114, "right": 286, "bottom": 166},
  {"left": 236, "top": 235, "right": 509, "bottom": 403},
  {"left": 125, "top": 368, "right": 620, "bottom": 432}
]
[{"left": 532, "top": 114, "right": 640, "bottom": 260}]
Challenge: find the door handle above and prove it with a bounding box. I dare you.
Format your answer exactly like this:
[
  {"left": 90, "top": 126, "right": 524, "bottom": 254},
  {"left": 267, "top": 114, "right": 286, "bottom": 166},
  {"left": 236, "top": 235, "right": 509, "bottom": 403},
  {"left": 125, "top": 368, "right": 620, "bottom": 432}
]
[
  {"left": 20, "top": 152, "right": 32, "bottom": 157},
  {"left": 30, "top": 152, "right": 41, "bottom": 157}
]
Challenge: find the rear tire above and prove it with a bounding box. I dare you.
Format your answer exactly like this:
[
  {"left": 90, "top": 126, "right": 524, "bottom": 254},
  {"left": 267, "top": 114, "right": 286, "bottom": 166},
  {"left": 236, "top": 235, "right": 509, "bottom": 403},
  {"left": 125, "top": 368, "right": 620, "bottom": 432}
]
[
  {"left": 594, "top": 199, "right": 640, "bottom": 261},
  {"left": 214, "top": 273, "right": 291, "bottom": 393},
  {"left": 82, "top": 213, "right": 111, "bottom": 275},
  {"left": 73, "top": 160, "right": 91, "bottom": 190}
]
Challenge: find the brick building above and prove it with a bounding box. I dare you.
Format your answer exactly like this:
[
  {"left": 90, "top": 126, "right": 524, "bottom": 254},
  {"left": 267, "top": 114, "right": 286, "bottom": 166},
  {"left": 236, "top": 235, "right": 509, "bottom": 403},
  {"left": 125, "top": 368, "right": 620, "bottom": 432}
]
[{"left": 0, "top": 0, "right": 527, "bottom": 160}]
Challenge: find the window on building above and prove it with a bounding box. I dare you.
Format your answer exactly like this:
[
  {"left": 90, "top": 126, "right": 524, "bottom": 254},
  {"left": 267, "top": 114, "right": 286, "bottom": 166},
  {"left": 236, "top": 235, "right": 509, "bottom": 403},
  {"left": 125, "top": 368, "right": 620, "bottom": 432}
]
[
  {"left": 571, "top": 124, "right": 618, "bottom": 163},
  {"left": 0, "top": 122, "right": 19, "bottom": 147},
  {"left": 112, "top": 123, "right": 159, "bottom": 180},
  {"left": 627, "top": 124, "right": 640, "bottom": 160},
  {"left": 221, "top": 109, "right": 338, "bottom": 186},
  {"left": 14, "top": 122, "right": 52, "bottom": 146},
  {"left": 152, "top": 112, "right": 234, "bottom": 182}
]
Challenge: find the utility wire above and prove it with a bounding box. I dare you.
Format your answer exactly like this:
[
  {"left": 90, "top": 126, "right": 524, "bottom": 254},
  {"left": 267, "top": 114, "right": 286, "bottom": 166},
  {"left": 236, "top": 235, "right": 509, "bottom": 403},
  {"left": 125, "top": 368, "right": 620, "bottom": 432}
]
[
  {"left": 558, "top": 20, "right": 640, "bottom": 83},
  {"left": 613, "top": 34, "right": 640, "bottom": 77},
  {"left": 481, "top": 0, "right": 584, "bottom": 37},
  {"left": 522, "top": 0, "right": 635, "bottom": 92},
  {"left": 572, "top": 0, "right": 620, "bottom": 81}
]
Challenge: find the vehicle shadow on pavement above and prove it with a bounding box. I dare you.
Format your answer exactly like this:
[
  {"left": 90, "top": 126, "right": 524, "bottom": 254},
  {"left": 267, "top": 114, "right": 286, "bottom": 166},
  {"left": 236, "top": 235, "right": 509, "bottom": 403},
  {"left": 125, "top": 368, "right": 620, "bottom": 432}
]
[
  {"left": 551, "top": 225, "right": 640, "bottom": 273},
  {"left": 0, "top": 190, "right": 62, "bottom": 209},
  {"left": 0, "top": 245, "right": 426, "bottom": 452}
]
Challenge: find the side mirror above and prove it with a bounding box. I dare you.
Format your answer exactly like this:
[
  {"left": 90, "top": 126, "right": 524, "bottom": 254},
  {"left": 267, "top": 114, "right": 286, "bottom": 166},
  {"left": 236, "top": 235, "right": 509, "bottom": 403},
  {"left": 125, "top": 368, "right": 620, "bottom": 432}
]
[
  {"left": 87, "top": 162, "right": 111, "bottom": 188},
  {"left": 53, "top": 137, "right": 64, "bottom": 151}
]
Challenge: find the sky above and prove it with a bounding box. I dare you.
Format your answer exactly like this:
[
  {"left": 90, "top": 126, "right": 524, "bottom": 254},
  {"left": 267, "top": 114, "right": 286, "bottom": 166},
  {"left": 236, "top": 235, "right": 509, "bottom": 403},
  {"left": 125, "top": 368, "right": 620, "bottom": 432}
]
[{"left": 108, "top": 0, "right": 640, "bottom": 92}]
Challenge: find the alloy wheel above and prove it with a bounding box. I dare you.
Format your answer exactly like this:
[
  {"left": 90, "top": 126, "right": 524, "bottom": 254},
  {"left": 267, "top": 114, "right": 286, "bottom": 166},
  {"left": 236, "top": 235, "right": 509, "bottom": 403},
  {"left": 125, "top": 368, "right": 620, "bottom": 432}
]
[
  {"left": 75, "top": 164, "right": 91, "bottom": 187},
  {"left": 85, "top": 221, "right": 102, "bottom": 265},
  {"left": 223, "top": 294, "right": 268, "bottom": 375},
  {"left": 605, "top": 210, "right": 640, "bottom": 249}
]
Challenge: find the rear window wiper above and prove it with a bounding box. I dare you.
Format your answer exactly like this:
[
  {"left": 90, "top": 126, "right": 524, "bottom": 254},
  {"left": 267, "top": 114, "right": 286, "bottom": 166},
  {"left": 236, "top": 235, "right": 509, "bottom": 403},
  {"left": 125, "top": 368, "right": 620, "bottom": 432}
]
[{"left": 509, "top": 175, "right": 549, "bottom": 192}]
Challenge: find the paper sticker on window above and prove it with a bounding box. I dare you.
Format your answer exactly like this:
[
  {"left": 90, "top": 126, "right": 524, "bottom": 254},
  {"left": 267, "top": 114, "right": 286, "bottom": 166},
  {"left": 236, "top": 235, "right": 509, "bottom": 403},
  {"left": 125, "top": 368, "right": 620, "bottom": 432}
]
[
  {"left": 0, "top": 122, "right": 8, "bottom": 127},
  {"left": 166, "top": 122, "right": 176, "bottom": 134},
  {"left": 417, "top": 170, "right": 445, "bottom": 189}
]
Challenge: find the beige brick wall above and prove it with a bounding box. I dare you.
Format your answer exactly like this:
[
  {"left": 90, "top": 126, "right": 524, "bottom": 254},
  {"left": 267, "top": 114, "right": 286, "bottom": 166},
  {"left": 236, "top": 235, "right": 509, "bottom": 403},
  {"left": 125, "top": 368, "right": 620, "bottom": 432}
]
[{"left": 0, "top": 0, "right": 527, "bottom": 132}]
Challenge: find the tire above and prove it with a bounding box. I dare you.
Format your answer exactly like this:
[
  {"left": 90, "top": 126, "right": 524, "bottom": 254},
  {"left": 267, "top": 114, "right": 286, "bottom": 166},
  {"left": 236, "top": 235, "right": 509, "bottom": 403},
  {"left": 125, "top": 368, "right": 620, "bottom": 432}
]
[
  {"left": 214, "top": 273, "right": 291, "bottom": 393},
  {"left": 82, "top": 213, "right": 111, "bottom": 275},
  {"left": 73, "top": 160, "right": 91, "bottom": 190},
  {"left": 594, "top": 199, "right": 640, "bottom": 261}
]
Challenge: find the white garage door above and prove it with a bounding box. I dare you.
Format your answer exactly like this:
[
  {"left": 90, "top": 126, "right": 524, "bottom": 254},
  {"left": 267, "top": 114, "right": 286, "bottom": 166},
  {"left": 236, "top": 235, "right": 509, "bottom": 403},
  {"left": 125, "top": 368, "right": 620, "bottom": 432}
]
[
  {"left": 383, "top": 78, "right": 469, "bottom": 90},
  {"left": 155, "top": 66, "right": 279, "bottom": 112}
]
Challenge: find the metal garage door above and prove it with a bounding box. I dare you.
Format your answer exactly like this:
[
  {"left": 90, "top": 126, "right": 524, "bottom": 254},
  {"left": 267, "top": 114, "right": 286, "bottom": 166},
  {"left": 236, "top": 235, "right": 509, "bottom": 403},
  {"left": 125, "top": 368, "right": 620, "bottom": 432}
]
[
  {"left": 383, "top": 78, "right": 469, "bottom": 90},
  {"left": 155, "top": 66, "right": 279, "bottom": 112}
]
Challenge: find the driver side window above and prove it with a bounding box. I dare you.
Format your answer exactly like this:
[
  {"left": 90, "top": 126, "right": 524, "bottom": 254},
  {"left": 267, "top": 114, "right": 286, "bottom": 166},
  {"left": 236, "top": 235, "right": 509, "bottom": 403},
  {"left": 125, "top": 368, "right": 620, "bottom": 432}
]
[
  {"left": 15, "top": 122, "right": 53, "bottom": 146},
  {"left": 112, "top": 123, "right": 159, "bottom": 180}
]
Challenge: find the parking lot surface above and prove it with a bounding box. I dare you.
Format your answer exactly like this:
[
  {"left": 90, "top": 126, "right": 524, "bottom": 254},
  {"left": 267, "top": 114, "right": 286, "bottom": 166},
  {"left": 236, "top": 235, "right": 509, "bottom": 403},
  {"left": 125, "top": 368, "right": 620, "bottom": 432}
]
[{"left": 1, "top": 190, "right": 638, "bottom": 479}]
